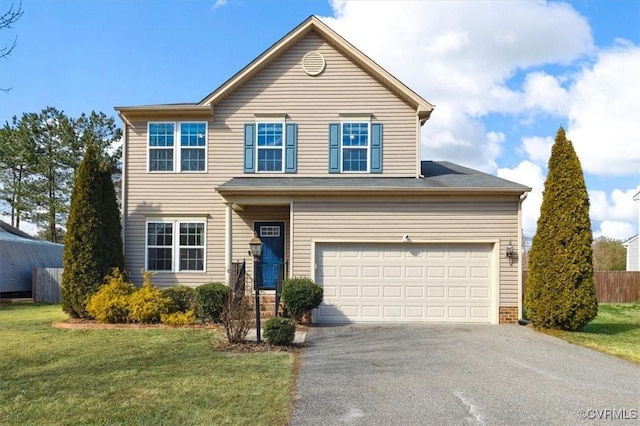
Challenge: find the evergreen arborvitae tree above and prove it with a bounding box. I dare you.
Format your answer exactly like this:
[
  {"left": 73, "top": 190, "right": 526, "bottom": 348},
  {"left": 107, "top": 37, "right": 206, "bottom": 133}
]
[
  {"left": 98, "top": 163, "right": 124, "bottom": 272},
  {"left": 525, "top": 127, "right": 597, "bottom": 330},
  {"left": 62, "top": 143, "right": 124, "bottom": 318}
]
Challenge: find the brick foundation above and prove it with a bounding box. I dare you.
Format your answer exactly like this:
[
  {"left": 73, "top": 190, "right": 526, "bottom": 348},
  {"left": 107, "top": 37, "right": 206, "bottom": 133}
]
[{"left": 499, "top": 307, "right": 519, "bottom": 324}]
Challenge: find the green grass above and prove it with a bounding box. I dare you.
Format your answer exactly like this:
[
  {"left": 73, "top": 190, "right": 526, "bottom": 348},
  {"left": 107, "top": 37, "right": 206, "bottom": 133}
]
[
  {"left": 550, "top": 303, "right": 640, "bottom": 364},
  {"left": 0, "top": 304, "right": 295, "bottom": 425}
]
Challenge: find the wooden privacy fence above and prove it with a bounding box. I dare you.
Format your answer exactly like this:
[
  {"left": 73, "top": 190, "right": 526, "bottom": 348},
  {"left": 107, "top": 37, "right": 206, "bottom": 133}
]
[
  {"left": 522, "top": 271, "right": 640, "bottom": 303},
  {"left": 33, "top": 267, "right": 63, "bottom": 303}
]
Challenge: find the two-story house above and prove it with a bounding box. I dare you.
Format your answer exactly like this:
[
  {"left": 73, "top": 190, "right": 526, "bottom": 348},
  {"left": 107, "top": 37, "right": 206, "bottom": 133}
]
[{"left": 115, "top": 16, "right": 530, "bottom": 324}]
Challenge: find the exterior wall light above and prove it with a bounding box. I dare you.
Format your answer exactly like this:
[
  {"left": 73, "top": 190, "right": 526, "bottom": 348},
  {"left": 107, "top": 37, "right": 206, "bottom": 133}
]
[
  {"left": 248, "top": 232, "right": 263, "bottom": 259},
  {"left": 506, "top": 241, "right": 514, "bottom": 259}
]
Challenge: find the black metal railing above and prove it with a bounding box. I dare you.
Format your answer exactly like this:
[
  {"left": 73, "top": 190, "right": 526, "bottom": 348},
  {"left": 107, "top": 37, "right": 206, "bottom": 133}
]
[{"left": 230, "top": 260, "right": 246, "bottom": 299}]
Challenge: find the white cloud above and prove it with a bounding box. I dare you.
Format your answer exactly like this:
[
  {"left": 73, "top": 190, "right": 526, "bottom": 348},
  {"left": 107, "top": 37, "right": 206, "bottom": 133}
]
[
  {"left": 497, "top": 161, "right": 545, "bottom": 238},
  {"left": 212, "top": 0, "right": 228, "bottom": 10},
  {"left": 321, "top": 0, "right": 593, "bottom": 172},
  {"left": 522, "top": 136, "right": 553, "bottom": 165},
  {"left": 589, "top": 186, "right": 640, "bottom": 224},
  {"left": 523, "top": 72, "right": 569, "bottom": 115},
  {"left": 595, "top": 221, "right": 635, "bottom": 241},
  {"left": 566, "top": 43, "right": 640, "bottom": 176}
]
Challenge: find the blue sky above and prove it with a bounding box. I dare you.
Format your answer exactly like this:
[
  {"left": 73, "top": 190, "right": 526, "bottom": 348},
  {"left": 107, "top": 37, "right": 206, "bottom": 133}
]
[{"left": 1, "top": 0, "right": 639, "bottom": 240}]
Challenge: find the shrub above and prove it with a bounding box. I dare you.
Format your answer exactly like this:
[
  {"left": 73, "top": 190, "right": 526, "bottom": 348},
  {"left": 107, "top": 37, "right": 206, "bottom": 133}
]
[
  {"left": 161, "top": 309, "right": 197, "bottom": 326},
  {"left": 281, "top": 277, "right": 323, "bottom": 323},
  {"left": 221, "top": 294, "right": 252, "bottom": 344},
  {"left": 128, "top": 272, "right": 172, "bottom": 324},
  {"left": 263, "top": 317, "right": 296, "bottom": 346},
  {"left": 162, "top": 286, "right": 196, "bottom": 313},
  {"left": 86, "top": 268, "right": 136, "bottom": 324},
  {"left": 525, "top": 127, "right": 598, "bottom": 331},
  {"left": 194, "top": 282, "right": 230, "bottom": 323}
]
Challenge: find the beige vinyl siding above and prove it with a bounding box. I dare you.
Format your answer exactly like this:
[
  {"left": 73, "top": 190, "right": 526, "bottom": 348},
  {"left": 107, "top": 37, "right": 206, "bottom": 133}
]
[
  {"left": 122, "top": 30, "right": 420, "bottom": 286},
  {"left": 291, "top": 196, "right": 521, "bottom": 307},
  {"left": 211, "top": 31, "right": 418, "bottom": 177},
  {"left": 124, "top": 119, "right": 224, "bottom": 287}
]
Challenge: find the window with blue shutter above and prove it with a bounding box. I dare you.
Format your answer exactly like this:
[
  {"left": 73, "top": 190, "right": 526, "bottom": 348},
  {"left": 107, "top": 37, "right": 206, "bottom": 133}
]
[
  {"left": 244, "top": 123, "right": 256, "bottom": 173},
  {"left": 328, "top": 123, "right": 340, "bottom": 173},
  {"left": 285, "top": 123, "right": 297, "bottom": 173},
  {"left": 245, "top": 122, "right": 297, "bottom": 173},
  {"left": 370, "top": 123, "right": 383, "bottom": 173},
  {"left": 330, "top": 121, "right": 383, "bottom": 173}
]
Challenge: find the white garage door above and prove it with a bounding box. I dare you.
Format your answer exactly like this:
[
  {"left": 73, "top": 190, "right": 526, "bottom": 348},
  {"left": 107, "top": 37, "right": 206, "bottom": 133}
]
[{"left": 315, "top": 243, "right": 494, "bottom": 323}]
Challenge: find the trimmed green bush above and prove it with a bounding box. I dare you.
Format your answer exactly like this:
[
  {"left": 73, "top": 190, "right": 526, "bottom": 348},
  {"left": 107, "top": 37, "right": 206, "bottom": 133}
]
[
  {"left": 263, "top": 317, "right": 296, "bottom": 346},
  {"left": 281, "top": 277, "right": 323, "bottom": 323},
  {"left": 128, "top": 273, "right": 172, "bottom": 324},
  {"left": 161, "top": 309, "right": 197, "bottom": 326},
  {"left": 162, "top": 286, "right": 196, "bottom": 313},
  {"left": 525, "top": 127, "right": 598, "bottom": 331},
  {"left": 86, "top": 268, "right": 136, "bottom": 323},
  {"left": 194, "top": 282, "right": 230, "bottom": 324}
]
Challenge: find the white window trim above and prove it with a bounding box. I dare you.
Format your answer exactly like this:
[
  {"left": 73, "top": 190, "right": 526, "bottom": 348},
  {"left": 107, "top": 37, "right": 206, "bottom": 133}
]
[
  {"left": 255, "top": 121, "right": 285, "bottom": 173},
  {"left": 145, "top": 219, "right": 207, "bottom": 273},
  {"left": 147, "top": 121, "right": 208, "bottom": 173},
  {"left": 340, "top": 121, "right": 371, "bottom": 173}
]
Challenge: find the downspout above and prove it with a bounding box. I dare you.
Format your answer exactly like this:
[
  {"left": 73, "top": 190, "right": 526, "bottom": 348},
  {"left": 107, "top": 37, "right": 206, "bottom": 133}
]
[
  {"left": 416, "top": 113, "right": 421, "bottom": 178},
  {"left": 517, "top": 192, "right": 528, "bottom": 320},
  {"left": 117, "top": 111, "right": 128, "bottom": 257}
]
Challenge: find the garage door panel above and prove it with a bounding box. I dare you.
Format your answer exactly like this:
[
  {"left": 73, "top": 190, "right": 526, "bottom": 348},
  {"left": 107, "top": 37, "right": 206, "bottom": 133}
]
[
  {"left": 405, "top": 286, "right": 424, "bottom": 298},
  {"left": 362, "top": 286, "right": 380, "bottom": 298},
  {"left": 383, "top": 266, "right": 402, "bottom": 278},
  {"left": 362, "top": 266, "right": 381, "bottom": 278},
  {"left": 448, "top": 287, "right": 468, "bottom": 298},
  {"left": 448, "top": 267, "right": 468, "bottom": 278},
  {"left": 427, "top": 286, "right": 446, "bottom": 298},
  {"left": 316, "top": 243, "right": 493, "bottom": 323}
]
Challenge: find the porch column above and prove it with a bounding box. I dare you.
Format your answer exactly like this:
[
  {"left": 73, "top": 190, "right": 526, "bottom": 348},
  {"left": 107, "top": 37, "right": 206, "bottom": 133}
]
[{"left": 224, "top": 202, "right": 232, "bottom": 284}]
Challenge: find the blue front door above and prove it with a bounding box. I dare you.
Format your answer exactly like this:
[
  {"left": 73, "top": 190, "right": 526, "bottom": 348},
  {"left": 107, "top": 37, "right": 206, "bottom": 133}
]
[{"left": 255, "top": 222, "right": 284, "bottom": 290}]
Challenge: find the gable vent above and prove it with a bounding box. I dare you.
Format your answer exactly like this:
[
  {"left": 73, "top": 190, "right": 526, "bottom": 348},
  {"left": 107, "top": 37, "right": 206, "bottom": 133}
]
[{"left": 302, "top": 51, "right": 325, "bottom": 76}]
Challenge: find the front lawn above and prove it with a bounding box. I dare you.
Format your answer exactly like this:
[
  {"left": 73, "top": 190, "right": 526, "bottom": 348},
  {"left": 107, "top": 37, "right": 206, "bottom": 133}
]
[
  {"left": 0, "top": 304, "right": 295, "bottom": 425},
  {"left": 550, "top": 303, "right": 640, "bottom": 364}
]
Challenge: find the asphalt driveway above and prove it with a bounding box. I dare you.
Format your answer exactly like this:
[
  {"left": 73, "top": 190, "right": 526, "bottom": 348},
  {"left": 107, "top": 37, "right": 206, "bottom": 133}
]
[{"left": 290, "top": 324, "right": 640, "bottom": 425}]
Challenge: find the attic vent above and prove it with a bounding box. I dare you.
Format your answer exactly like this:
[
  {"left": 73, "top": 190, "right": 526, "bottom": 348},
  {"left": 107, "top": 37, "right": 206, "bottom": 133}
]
[{"left": 302, "top": 51, "right": 325, "bottom": 76}]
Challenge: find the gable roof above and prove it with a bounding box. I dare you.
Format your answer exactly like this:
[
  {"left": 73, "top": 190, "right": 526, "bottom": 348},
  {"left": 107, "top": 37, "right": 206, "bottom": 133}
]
[
  {"left": 0, "top": 220, "right": 35, "bottom": 240},
  {"left": 198, "top": 16, "right": 434, "bottom": 122},
  {"left": 216, "top": 161, "right": 531, "bottom": 196},
  {"left": 623, "top": 234, "right": 639, "bottom": 246}
]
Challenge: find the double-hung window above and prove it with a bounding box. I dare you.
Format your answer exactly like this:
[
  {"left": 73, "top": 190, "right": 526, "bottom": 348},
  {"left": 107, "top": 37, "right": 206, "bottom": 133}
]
[
  {"left": 148, "top": 122, "right": 207, "bottom": 172},
  {"left": 146, "top": 220, "right": 206, "bottom": 272},
  {"left": 329, "top": 119, "right": 382, "bottom": 174},
  {"left": 243, "top": 119, "right": 297, "bottom": 173},
  {"left": 341, "top": 122, "right": 369, "bottom": 172},
  {"left": 256, "top": 122, "right": 284, "bottom": 172},
  {"left": 148, "top": 123, "right": 175, "bottom": 172},
  {"left": 180, "top": 123, "right": 207, "bottom": 171}
]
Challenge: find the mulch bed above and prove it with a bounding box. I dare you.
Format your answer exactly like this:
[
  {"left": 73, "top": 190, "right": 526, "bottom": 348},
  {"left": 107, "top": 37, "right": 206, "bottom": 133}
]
[{"left": 52, "top": 319, "right": 306, "bottom": 353}]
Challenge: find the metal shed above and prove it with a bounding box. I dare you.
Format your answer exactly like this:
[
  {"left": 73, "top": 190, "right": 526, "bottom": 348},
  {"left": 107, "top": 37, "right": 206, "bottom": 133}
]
[{"left": 0, "top": 220, "right": 63, "bottom": 296}]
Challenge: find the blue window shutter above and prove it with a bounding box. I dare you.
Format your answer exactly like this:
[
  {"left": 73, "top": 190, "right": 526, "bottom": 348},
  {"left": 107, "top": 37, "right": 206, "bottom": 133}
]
[
  {"left": 244, "top": 123, "right": 255, "bottom": 173},
  {"left": 285, "top": 123, "right": 297, "bottom": 173},
  {"left": 371, "top": 123, "right": 383, "bottom": 173},
  {"left": 328, "top": 123, "right": 340, "bottom": 173}
]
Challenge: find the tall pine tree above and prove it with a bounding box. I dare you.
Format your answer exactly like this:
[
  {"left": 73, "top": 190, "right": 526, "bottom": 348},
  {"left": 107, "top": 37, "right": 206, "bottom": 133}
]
[
  {"left": 62, "top": 143, "right": 124, "bottom": 318},
  {"left": 525, "top": 127, "right": 597, "bottom": 330}
]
